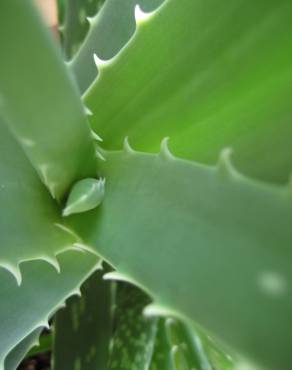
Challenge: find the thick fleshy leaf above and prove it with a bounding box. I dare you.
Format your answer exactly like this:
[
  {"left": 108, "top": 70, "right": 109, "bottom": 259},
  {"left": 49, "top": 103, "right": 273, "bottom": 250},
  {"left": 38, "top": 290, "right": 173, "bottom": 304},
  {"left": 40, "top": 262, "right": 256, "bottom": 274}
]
[
  {"left": 149, "top": 320, "right": 174, "bottom": 370},
  {"left": 107, "top": 283, "right": 157, "bottom": 370},
  {"left": 0, "top": 0, "right": 96, "bottom": 200},
  {"left": 85, "top": 0, "right": 292, "bottom": 184},
  {"left": 69, "top": 146, "right": 292, "bottom": 370},
  {"left": 70, "top": 0, "right": 164, "bottom": 93},
  {"left": 4, "top": 329, "right": 42, "bottom": 370},
  {"left": 62, "top": 0, "right": 106, "bottom": 59},
  {"left": 53, "top": 268, "right": 112, "bottom": 370},
  {"left": 0, "top": 117, "right": 78, "bottom": 282},
  {"left": 164, "top": 318, "right": 233, "bottom": 370},
  {"left": 0, "top": 250, "right": 99, "bottom": 370}
]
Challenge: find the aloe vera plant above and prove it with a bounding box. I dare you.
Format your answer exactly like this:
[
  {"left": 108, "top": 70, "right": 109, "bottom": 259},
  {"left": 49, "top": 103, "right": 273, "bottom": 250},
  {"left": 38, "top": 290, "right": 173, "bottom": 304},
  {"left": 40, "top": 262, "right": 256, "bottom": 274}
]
[{"left": 0, "top": 0, "right": 291, "bottom": 369}]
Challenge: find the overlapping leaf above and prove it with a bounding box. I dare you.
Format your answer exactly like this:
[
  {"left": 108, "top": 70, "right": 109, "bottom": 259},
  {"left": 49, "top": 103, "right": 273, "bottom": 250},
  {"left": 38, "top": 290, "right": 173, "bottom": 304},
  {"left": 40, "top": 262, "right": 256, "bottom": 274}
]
[
  {"left": 85, "top": 0, "right": 292, "bottom": 184},
  {"left": 0, "top": 0, "right": 97, "bottom": 201},
  {"left": 62, "top": 0, "right": 106, "bottom": 60},
  {"left": 70, "top": 0, "right": 164, "bottom": 92},
  {"left": 107, "top": 283, "right": 157, "bottom": 370},
  {"left": 0, "top": 250, "right": 99, "bottom": 370},
  {"left": 53, "top": 269, "right": 112, "bottom": 370},
  {"left": 69, "top": 145, "right": 292, "bottom": 370},
  {"left": 0, "top": 118, "right": 77, "bottom": 281},
  {"left": 4, "top": 329, "right": 42, "bottom": 370}
]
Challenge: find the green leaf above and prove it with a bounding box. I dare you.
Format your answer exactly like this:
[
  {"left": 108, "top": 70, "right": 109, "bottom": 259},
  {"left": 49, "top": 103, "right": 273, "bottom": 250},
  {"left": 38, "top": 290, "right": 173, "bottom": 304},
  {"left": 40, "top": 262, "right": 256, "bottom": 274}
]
[
  {"left": 85, "top": 0, "right": 292, "bottom": 184},
  {"left": 149, "top": 320, "right": 174, "bottom": 370},
  {"left": 107, "top": 282, "right": 157, "bottom": 370},
  {"left": 0, "top": 0, "right": 97, "bottom": 200},
  {"left": 63, "top": 178, "right": 105, "bottom": 216},
  {"left": 70, "top": 0, "right": 164, "bottom": 93},
  {"left": 69, "top": 145, "right": 292, "bottom": 370},
  {"left": 4, "top": 329, "right": 42, "bottom": 370},
  {"left": 0, "top": 117, "right": 79, "bottom": 282},
  {"left": 62, "top": 0, "right": 106, "bottom": 60},
  {"left": 26, "top": 332, "right": 52, "bottom": 358},
  {"left": 53, "top": 268, "right": 112, "bottom": 370},
  {"left": 164, "top": 318, "right": 233, "bottom": 370},
  {"left": 0, "top": 250, "right": 99, "bottom": 370}
]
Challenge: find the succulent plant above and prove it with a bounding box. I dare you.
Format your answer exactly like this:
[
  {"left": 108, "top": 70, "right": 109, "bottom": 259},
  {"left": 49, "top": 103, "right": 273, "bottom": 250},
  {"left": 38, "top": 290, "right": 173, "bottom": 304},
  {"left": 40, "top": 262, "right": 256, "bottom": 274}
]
[{"left": 0, "top": 0, "right": 291, "bottom": 369}]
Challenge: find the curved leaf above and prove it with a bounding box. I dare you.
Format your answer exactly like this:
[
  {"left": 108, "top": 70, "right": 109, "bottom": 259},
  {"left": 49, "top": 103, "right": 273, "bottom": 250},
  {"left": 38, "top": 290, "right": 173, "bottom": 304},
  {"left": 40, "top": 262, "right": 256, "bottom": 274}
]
[
  {"left": 53, "top": 268, "right": 112, "bottom": 370},
  {"left": 0, "top": 118, "right": 78, "bottom": 282},
  {"left": 70, "top": 146, "right": 292, "bottom": 370},
  {"left": 0, "top": 0, "right": 96, "bottom": 200},
  {"left": 0, "top": 250, "right": 99, "bottom": 370},
  {"left": 107, "top": 283, "right": 157, "bottom": 370},
  {"left": 62, "top": 0, "right": 106, "bottom": 60},
  {"left": 149, "top": 320, "right": 174, "bottom": 370},
  {"left": 85, "top": 0, "right": 292, "bottom": 183},
  {"left": 4, "top": 329, "right": 42, "bottom": 370},
  {"left": 70, "top": 0, "right": 164, "bottom": 93}
]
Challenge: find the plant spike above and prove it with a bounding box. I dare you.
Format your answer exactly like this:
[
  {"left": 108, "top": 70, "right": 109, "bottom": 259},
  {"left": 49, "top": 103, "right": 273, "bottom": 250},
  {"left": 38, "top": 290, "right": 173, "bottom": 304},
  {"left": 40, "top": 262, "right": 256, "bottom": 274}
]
[
  {"left": 0, "top": 0, "right": 97, "bottom": 201},
  {"left": 159, "top": 137, "right": 175, "bottom": 161},
  {"left": 0, "top": 118, "right": 82, "bottom": 280},
  {"left": 62, "top": 0, "right": 106, "bottom": 59},
  {"left": 84, "top": 0, "right": 292, "bottom": 184},
  {"left": 70, "top": 0, "right": 165, "bottom": 93},
  {"left": 62, "top": 178, "right": 105, "bottom": 217},
  {"left": 4, "top": 329, "right": 43, "bottom": 370},
  {"left": 69, "top": 146, "right": 292, "bottom": 370},
  {"left": 0, "top": 250, "right": 100, "bottom": 370},
  {"left": 217, "top": 148, "right": 238, "bottom": 179},
  {"left": 123, "top": 137, "right": 136, "bottom": 156}
]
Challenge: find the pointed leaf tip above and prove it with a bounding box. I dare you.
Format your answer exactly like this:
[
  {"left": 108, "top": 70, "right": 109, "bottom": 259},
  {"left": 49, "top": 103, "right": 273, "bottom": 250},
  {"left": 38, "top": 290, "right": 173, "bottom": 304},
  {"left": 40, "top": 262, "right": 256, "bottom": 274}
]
[
  {"left": 93, "top": 53, "right": 109, "bottom": 69},
  {"left": 91, "top": 130, "right": 102, "bottom": 141},
  {"left": 159, "top": 137, "right": 175, "bottom": 160},
  {"left": 86, "top": 16, "right": 94, "bottom": 26},
  {"left": 63, "top": 178, "right": 105, "bottom": 217},
  {"left": 123, "top": 136, "right": 135, "bottom": 154},
  {"left": 217, "top": 147, "right": 237, "bottom": 178},
  {"left": 84, "top": 106, "right": 93, "bottom": 116},
  {"left": 0, "top": 262, "right": 22, "bottom": 286},
  {"left": 96, "top": 150, "right": 106, "bottom": 161},
  {"left": 134, "top": 5, "right": 153, "bottom": 24},
  {"left": 42, "top": 256, "right": 61, "bottom": 273}
]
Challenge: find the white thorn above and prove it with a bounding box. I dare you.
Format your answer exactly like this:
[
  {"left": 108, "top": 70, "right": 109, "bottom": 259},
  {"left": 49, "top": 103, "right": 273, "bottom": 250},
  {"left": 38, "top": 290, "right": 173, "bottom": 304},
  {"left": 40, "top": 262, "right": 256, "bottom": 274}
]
[
  {"left": 42, "top": 256, "right": 61, "bottom": 273},
  {"left": 96, "top": 150, "right": 106, "bottom": 161},
  {"left": 134, "top": 5, "right": 153, "bottom": 24},
  {"left": 159, "top": 137, "right": 174, "bottom": 160},
  {"left": 86, "top": 16, "right": 94, "bottom": 25},
  {"left": 217, "top": 147, "right": 235, "bottom": 177},
  {"left": 93, "top": 53, "right": 109, "bottom": 69},
  {"left": 0, "top": 262, "right": 22, "bottom": 285},
  {"left": 84, "top": 106, "right": 93, "bottom": 116},
  {"left": 123, "top": 137, "right": 135, "bottom": 154},
  {"left": 39, "top": 320, "right": 50, "bottom": 329},
  {"left": 91, "top": 130, "right": 103, "bottom": 141},
  {"left": 72, "top": 288, "right": 82, "bottom": 297}
]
